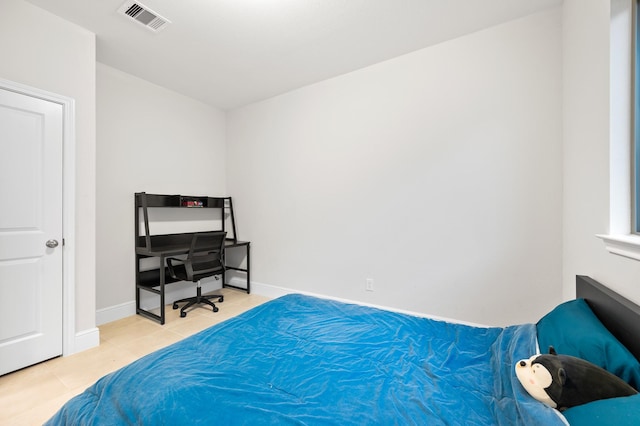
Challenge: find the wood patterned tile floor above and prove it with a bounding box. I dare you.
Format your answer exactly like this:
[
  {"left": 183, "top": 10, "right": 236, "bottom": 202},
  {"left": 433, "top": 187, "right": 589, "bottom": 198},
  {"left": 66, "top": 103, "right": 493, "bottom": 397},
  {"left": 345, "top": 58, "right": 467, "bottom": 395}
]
[{"left": 0, "top": 288, "right": 270, "bottom": 425}]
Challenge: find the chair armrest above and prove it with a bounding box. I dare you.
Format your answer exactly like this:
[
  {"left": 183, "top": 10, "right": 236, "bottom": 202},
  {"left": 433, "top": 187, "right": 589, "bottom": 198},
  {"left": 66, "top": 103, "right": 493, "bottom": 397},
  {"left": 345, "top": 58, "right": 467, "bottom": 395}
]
[{"left": 167, "top": 256, "right": 194, "bottom": 281}]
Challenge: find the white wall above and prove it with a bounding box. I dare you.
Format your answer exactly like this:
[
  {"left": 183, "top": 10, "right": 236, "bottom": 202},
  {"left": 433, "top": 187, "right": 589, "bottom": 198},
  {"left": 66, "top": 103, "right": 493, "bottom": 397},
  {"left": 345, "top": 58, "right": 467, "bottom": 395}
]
[
  {"left": 562, "top": 0, "right": 640, "bottom": 304},
  {"left": 227, "top": 9, "right": 563, "bottom": 326},
  {"left": 12, "top": 0, "right": 635, "bottom": 331},
  {"left": 96, "top": 63, "right": 227, "bottom": 313},
  {"left": 0, "top": 0, "right": 97, "bottom": 336}
]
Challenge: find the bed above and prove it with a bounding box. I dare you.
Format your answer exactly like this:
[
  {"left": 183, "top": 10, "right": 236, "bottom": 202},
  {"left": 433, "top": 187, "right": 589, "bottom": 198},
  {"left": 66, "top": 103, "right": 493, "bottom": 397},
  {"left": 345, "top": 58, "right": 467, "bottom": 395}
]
[{"left": 46, "top": 276, "right": 640, "bottom": 425}]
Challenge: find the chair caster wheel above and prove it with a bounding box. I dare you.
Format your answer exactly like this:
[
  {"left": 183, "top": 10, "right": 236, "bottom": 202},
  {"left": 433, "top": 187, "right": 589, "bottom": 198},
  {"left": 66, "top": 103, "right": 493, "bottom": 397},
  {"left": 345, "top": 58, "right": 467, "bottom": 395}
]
[
  {"left": 213, "top": 306, "right": 219, "bottom": 313},
  {"left": 180, "top": 311, "right": 186, "bottom": 318},
  {"left": 173, "top": 303, "right": 179, "bottom": 309},
  {"left": 218, "top": 296, "right": 224, "bottom": 303}
]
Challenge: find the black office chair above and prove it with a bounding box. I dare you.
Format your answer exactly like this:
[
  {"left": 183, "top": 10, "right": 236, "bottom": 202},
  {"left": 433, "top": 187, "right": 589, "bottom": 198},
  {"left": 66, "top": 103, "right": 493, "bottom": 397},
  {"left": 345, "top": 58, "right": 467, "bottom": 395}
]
[{"left": 166, "top": 231, "right": 226, "bottom": 318}]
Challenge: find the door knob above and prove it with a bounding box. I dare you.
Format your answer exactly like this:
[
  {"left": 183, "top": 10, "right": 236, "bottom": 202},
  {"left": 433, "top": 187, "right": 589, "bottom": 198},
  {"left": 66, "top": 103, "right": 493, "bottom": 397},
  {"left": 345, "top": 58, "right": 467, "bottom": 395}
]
[{"left": 46, "top": 239, "right": 59, "bottom": 248}]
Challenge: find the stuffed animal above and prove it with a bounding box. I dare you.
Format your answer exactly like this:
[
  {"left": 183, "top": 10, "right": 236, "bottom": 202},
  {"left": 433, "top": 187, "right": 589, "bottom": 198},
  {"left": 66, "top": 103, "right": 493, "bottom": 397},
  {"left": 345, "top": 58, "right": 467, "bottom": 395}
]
[{"left": 515, "top": 347, "right": 638, "bottom": 411}]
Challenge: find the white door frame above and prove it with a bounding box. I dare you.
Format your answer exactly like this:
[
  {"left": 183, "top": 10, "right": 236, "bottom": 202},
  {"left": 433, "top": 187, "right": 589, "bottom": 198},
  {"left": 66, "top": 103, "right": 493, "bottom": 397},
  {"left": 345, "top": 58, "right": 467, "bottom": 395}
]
[{"left": 0, "top": 78, "right": 76, "bottom": 356}]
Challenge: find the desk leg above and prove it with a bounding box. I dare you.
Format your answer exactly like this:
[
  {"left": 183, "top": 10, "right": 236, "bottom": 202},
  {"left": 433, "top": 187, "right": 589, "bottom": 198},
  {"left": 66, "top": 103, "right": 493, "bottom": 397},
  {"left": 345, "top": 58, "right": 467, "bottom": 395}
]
[
  {"left": 246, "top": 243, "right": 251, "bottom": 294},
  {"left": 222, "top": 248, "right": 226, "bottom": 289},
  {"left": 222, "top": 243, "right": 251, "bottom": 294},
  {"left": 135, "top": 254, "right": 141, "bottom": 313},
  {"left": 159, "top": 254, "right": 166, "bottom": 325}
]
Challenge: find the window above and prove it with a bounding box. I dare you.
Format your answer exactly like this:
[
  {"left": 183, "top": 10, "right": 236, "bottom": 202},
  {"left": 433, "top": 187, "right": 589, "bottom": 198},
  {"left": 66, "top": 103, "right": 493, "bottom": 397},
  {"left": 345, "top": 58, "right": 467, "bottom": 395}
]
[{"left": 597, "top": 0, "right": 640, "bottom": 260}]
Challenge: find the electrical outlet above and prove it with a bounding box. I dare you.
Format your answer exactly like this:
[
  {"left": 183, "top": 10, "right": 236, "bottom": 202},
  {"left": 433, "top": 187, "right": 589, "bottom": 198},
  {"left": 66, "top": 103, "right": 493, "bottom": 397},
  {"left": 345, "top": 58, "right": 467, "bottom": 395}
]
[{"left": 365, "top": 278, "right": 374, "bottom": 292}]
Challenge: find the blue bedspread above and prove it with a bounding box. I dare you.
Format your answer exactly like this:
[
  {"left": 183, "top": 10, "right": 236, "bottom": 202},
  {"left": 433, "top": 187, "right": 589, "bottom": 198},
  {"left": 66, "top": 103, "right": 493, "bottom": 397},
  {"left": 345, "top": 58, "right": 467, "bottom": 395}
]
[{"left": 46, "top": 294, "right": 564, "bottom": 425}]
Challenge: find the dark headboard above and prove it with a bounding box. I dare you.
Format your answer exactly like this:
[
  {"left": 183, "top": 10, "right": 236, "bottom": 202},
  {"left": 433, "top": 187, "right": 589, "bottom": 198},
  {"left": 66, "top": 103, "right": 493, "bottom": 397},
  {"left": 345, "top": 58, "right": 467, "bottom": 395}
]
[{"left": 576, "top": 275, "right": 640, "bottom": 362}]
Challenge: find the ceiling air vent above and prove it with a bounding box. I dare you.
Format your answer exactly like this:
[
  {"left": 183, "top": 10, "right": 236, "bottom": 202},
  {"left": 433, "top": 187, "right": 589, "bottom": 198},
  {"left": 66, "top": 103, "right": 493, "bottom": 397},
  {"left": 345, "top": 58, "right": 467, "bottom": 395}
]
[{"left": 117, "top": 1, "right": 170, "bottom": 33}]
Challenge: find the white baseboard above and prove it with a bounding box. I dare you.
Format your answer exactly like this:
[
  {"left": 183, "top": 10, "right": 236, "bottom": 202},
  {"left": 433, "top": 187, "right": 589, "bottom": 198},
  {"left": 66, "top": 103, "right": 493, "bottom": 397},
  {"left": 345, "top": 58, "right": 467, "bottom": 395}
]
[
  {"left": 96, "top": 279, "right": 487, "bottom": 329},
  {"left": 96, "top": 301, "right": 136, "bottom": 326},
  {"left": 249, "top": 280, "right": 294, "bottom": 299},
  {"left": 249, "top": 280, "right": 375, "bottom": 305},
  {"left": 72, "top": 327, "right": 100, "bottom": 354},
  {"left": 96, "top": 279, "right": 224, "bottom": 325},
  {"left": 249, "top": 280, "right": 487, "bottom": 327},
  {"left": 226, "top": 276, "right": 250, "bottom": 292}
]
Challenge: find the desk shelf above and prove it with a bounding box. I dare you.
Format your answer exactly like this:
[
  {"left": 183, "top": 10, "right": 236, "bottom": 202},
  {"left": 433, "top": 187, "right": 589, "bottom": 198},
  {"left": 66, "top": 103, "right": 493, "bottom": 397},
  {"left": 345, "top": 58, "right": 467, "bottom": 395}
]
[
  {"left": 137, "top": 267, "right": 179, "bottom": 288},
  {"left": 135, "top": 192, "right": 250, "bottom": 325},
  {"left": 136, "top": 193, "right": 225, "bottom": 209}
]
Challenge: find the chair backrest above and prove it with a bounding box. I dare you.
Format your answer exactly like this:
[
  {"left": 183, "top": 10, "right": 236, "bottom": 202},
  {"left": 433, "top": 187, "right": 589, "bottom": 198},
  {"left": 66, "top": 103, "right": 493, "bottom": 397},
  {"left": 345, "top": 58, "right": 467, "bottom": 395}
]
[{"left": 185, "top": 231, "right": 227, "bottom": 281}]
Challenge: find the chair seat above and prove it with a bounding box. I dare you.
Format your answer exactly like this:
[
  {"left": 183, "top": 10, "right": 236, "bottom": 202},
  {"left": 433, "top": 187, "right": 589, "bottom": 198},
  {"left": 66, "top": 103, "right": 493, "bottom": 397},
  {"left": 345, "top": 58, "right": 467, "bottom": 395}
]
[{"left": 169, "top": 263, "right": 223, "bottom": 282}]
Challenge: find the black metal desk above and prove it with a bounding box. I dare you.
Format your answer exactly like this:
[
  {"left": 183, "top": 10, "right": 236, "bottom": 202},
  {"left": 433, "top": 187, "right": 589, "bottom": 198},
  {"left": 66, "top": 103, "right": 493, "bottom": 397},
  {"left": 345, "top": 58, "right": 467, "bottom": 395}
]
[
  {"left": 135, "top": 237, "right": 251, "bottom": 324},
  {"left": 134, "top": 193, "right": 250, "bottom": 325}
]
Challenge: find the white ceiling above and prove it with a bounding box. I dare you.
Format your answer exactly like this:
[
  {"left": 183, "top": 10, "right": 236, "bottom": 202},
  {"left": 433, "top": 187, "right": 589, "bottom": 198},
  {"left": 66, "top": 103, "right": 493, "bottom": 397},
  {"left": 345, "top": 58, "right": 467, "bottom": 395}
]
[{"left": 24, "top": 0, "right": 562, "bottom": 110}]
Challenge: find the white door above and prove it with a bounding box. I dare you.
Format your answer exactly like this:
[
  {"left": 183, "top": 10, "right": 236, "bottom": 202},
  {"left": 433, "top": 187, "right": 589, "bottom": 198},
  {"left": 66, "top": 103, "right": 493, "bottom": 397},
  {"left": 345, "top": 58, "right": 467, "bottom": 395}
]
[{"left": 0, "top": 87, "right": 64, "bottom": 376}]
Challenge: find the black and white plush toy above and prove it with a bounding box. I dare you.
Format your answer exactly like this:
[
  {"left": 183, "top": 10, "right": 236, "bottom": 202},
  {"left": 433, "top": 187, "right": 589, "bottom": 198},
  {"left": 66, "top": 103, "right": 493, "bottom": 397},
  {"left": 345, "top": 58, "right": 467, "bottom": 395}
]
[{"left": 515, "top": 347, "right": 638, "bottom": 411}]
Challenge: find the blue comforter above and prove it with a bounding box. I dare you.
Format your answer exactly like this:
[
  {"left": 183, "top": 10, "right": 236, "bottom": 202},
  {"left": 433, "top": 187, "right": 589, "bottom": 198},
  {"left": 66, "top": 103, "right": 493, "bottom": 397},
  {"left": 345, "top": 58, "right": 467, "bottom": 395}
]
[{"left": 46, "top": 294, "right": 564, "bottom": 425}]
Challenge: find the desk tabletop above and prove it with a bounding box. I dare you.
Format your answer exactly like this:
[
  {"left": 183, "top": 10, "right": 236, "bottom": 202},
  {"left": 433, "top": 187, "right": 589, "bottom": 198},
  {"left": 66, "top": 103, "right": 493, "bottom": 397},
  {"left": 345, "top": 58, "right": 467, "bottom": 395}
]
[
  {"left": 136, "top": 238, "right": 249, "bottom": 257},
  {"left": 225, "top": 240, "right": 250, "bottom": 248}
]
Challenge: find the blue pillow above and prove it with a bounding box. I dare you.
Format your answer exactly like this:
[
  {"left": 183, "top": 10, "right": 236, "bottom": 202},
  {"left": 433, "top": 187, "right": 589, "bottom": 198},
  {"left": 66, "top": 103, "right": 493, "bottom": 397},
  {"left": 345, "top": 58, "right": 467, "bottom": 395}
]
[
  {"left": 537, "top": 299, "right": 640, "bottom": 389},
  {"left": 562, "top": 394, "right": 640, "bottom": 426}
]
